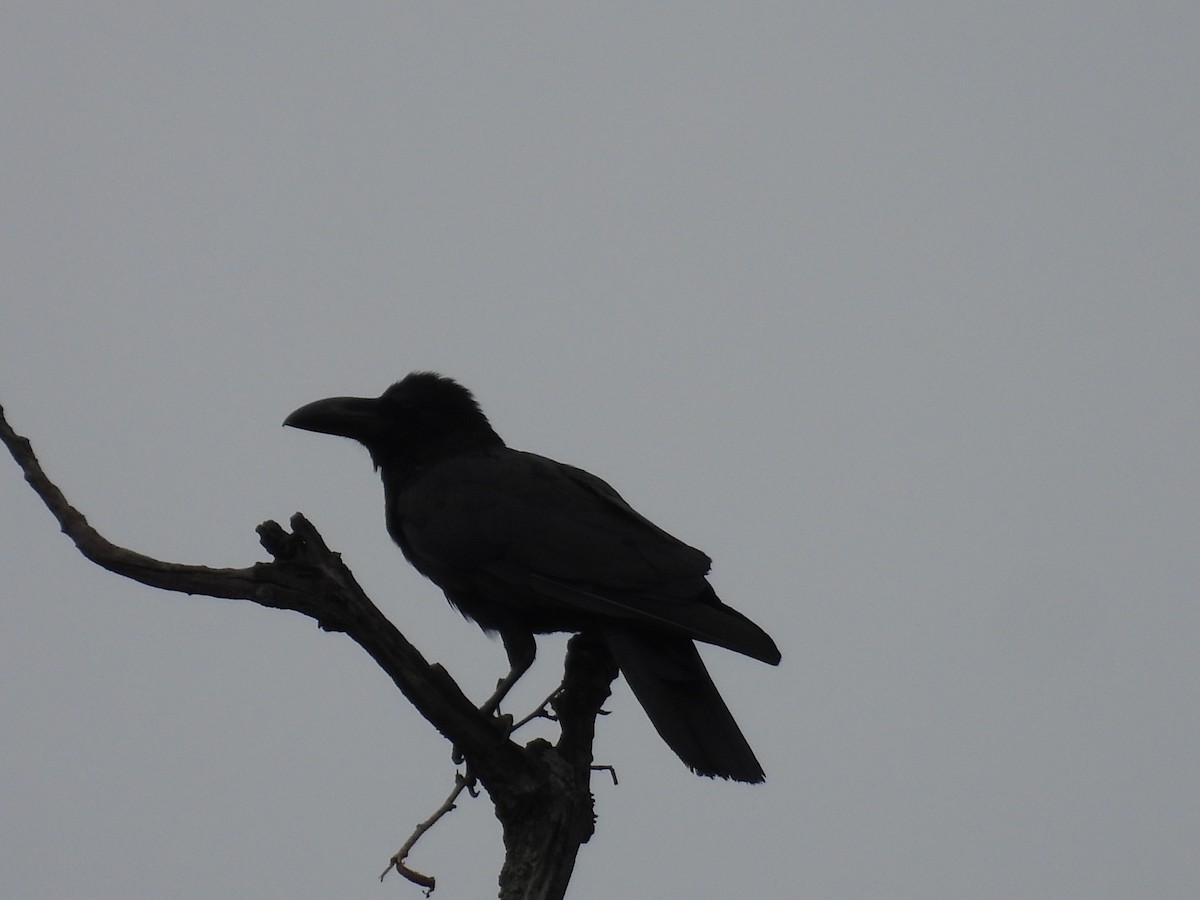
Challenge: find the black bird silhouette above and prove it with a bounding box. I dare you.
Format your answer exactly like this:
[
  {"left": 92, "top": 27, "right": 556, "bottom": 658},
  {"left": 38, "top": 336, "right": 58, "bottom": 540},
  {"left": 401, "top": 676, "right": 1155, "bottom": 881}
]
[{"left": 285, "top": 373, "right": 780, "bottom": 782}]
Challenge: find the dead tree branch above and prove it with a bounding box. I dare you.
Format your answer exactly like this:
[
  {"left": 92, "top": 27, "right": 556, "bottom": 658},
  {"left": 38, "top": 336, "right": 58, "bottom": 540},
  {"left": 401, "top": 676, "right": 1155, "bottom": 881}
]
[{"left": 1, "top": 400, "right": 616, "bottom": 900}]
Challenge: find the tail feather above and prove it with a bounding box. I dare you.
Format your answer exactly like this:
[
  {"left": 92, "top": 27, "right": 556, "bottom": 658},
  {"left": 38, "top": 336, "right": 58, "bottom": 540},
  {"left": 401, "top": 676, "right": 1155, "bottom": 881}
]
[{"left": 602, "top": 628, "right": 767, "bottom": 783}]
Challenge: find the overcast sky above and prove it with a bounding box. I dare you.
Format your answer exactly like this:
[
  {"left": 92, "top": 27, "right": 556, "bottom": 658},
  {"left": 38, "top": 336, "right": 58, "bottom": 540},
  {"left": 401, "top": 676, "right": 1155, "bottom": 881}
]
[{"left": 3, "top": 5, "right": 1198, "bottom": 898}]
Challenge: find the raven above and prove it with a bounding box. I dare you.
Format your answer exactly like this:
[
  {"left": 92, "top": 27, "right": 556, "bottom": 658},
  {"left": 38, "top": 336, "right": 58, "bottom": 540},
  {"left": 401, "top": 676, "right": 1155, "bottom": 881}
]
[{"left": 285, "top": 373, "right": 780, "bottom": 782}]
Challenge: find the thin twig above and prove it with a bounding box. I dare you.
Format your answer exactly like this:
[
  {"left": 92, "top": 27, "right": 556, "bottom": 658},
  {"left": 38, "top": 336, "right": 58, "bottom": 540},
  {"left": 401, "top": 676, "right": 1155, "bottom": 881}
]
[
  {"left": 509, "top": 685, "right": 563, "bottom": 732},
  {"left": 380, "top": 770, "right": 476, "bottom": 892},
  {"left": 590, "top": 765, "right": 619, "bottom": 786}
]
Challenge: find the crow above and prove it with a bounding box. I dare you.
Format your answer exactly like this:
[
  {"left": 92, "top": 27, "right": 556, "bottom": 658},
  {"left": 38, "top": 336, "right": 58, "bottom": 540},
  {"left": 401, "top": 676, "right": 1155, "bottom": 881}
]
[{"left": 285, "top": 373, "right": 780, "bottom": 782}]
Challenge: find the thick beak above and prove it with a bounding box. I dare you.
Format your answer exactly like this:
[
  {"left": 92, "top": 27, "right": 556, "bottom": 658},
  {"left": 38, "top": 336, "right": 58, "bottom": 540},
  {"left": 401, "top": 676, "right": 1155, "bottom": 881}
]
[{"left": 284, "top": 396, "right": 386, "bottom": 442}]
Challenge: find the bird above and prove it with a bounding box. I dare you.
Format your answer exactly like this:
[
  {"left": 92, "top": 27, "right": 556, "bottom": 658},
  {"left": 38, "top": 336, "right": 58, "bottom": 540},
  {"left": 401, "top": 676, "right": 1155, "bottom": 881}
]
[{"left": 285, "top": 372, "right": 780, "bottom": 782}]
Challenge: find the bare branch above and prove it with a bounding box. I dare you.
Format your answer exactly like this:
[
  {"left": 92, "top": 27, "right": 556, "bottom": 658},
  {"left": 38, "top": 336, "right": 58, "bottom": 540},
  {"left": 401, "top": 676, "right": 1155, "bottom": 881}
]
[
  {"left": 1, "top": 399, "right": 618, "bottom": 899},
  {"left": 0, "top": 400, "right": 529, "bottom": 779}
]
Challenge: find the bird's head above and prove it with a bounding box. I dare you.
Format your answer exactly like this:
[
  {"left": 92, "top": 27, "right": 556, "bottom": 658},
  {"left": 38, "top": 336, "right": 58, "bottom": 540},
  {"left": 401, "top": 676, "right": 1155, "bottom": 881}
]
[{"left": 285, "top": 372, "right": 502, "bottom": 470}]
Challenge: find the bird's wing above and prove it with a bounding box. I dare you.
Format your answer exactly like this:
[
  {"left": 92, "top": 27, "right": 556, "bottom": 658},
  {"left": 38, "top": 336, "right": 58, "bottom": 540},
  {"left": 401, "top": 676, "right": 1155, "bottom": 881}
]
[{"left": 392, "top": 450, "right": 778, "bottom": 663}]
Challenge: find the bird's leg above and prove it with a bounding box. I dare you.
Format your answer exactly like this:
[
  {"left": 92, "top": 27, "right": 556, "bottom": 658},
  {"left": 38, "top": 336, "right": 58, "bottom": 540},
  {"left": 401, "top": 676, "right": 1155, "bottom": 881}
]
[
  {"left": 451, "top": 630, "right": 538, "bottom": 765},
  {"left": 461, "top": 633, "right": 533, "bottom": 753},
  {"left": 478, "top": 629, "right": 536, "bottom": 718}
]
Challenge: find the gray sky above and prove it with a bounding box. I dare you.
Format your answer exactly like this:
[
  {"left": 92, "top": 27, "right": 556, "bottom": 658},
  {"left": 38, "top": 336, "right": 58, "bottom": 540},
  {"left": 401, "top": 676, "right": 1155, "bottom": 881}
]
[{"left": 3, "top": 5, "right": 1198, "bottom": 898}]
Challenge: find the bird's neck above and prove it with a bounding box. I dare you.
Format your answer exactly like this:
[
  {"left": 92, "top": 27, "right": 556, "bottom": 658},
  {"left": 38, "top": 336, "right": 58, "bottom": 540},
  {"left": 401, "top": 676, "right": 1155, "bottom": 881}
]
[{"left": 371, "top": 430, "right": 503, "bottom": 486}]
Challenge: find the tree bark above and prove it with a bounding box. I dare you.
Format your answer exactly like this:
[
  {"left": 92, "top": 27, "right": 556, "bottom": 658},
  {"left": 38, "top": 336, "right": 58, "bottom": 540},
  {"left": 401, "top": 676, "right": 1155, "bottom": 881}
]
[{"left": 1, "top": 401, "right": 615, "bottom": 899}]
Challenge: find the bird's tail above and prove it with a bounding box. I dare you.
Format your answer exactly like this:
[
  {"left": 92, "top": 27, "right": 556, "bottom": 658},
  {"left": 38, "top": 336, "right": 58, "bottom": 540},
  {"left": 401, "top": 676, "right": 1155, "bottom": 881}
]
[{"left": 602, "top": 628, "right": 767, "bottom": 783}]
